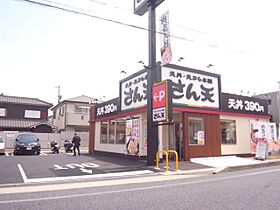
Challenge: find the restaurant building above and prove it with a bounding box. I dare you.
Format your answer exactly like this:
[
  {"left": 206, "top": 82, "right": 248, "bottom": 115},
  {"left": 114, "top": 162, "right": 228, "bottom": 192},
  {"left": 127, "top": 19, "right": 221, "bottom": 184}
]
[{"left": 89, "top": 64, "right": 270, "bottom": 161}]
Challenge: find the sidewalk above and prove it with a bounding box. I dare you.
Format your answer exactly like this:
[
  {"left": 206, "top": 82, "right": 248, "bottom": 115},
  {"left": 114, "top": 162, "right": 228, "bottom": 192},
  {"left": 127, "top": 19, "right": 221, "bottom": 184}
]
[
  {"left": 78, "top": 154, "right": 280, "bottom": 176},
  {"left": 176, "top": 155, "right": 280, "bottom": 174}
]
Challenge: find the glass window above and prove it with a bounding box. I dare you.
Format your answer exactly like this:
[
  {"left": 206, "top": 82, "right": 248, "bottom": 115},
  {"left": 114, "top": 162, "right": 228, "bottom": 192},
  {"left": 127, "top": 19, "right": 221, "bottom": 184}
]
[
  {"left": 0, "top": 108, "right": 6, "bottom": 117},
  {"left": 188, "top": 117, "right": 205, "bottom": 145},
  {"left": 109, "top": 120, "right": 116, "bottom": 144},
  {"left": 75, "top": 106, "right": 88, "bottom": 114},
  {"left": 24, "top": 110, "right": 41, "bottom": 118},
  {"left": 221, "top": 120, "right": 237, "bottom": 144},
  {"left": 100, "top": 121, "right": 108, "bottom": 144},
  {"left": 116, "top": 118, "right": 126, "bottom": 144},
  {"left": 59, "top": 106, "right": 65, "bottom": 116}
]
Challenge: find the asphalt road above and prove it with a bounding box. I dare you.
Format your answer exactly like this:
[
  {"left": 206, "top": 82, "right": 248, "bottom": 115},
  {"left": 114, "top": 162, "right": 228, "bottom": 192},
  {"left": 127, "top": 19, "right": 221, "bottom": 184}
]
[
  {"left": 0, "top": 151, "right": 152, "bottom": 185},
  {"left": 1, "top": 165, "right": 280, "bottom": 210}
]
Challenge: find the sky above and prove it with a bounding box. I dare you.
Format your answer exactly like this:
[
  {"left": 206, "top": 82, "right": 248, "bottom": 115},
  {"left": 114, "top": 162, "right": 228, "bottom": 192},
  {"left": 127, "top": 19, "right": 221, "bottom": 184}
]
[{"left": 1, "top": 0, "right": 280, "bottom": 106}]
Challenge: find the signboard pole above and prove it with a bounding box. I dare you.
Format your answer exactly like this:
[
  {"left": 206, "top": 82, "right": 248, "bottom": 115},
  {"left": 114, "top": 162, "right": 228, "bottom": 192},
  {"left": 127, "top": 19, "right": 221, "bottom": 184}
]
[{"left": 147, "top": 0, "right": 158, "bottom": 166}]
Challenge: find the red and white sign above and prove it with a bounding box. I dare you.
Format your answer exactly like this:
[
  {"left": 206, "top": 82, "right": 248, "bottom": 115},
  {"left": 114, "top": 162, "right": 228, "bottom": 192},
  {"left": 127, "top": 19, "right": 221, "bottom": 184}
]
[
  {"left": 153, "top": 82, "right": 167, "bottom": 109},
  {"left": 152, "top": 80, "right": 172, "bottom": 123}
]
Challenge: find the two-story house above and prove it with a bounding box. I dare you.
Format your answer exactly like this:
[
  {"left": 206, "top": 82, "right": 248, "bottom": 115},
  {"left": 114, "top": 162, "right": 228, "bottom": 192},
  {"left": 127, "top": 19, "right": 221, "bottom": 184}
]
[
  {"left": 255, "top": 91, "right": 280, "bottom": 123},
  {"left": 51, "top": 95, "right": 96, "bottom": 132},
  {"left": 0, "top": 94, "right": 54, "bottom": 132}
]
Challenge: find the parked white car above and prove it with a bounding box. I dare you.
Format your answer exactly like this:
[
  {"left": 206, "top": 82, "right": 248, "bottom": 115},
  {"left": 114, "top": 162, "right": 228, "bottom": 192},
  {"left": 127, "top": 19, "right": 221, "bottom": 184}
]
[{"left": 0, "top": 136, "right": 5, "bottom": 155}]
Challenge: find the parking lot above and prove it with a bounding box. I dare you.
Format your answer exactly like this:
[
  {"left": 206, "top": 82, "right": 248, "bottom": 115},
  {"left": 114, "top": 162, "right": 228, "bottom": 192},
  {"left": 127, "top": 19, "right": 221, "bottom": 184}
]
[{"left": 0, "top": 150, "right": 154, "bottom": 185}]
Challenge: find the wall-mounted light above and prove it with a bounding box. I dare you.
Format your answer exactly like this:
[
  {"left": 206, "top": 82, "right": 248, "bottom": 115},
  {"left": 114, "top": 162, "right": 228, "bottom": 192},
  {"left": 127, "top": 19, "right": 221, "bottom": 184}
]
[
  {"left": 120, "top": 70, "right": 127, "bottom": 74},
  {"left": 207, "top": 64, "right": 213, "bottom": 68}
]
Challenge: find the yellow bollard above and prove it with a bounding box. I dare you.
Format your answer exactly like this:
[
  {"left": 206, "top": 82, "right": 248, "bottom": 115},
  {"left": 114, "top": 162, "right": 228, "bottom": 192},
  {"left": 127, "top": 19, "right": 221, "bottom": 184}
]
[
  {"left": 156, "top": 150, "right": 169, "bottom": 173},
  {"left": 167, "top": 150, "right": 179, "bottom": 171}
]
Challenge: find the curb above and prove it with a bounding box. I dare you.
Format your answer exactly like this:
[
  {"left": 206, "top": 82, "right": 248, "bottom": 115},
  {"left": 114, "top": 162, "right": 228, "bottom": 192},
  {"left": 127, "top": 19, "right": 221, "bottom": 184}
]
[
  {"left": 212, "top": 159, "right": 280, "bottom": 174},
  {"left": 155, "top": 168, "right": 217, "bottom": 176}
]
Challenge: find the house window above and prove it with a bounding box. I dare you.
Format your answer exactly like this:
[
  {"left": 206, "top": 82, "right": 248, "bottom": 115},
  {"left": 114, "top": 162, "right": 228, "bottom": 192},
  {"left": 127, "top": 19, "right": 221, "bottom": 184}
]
[
  {"left": 189, "top": 117, "right": 205, "bottom": 145},
  {"left": 221, "top": 120, "right": 237, "bottom": 144},
  {"left": 24, "top": 110, "right": 40, "bottom": 119},
  {"left": 40, "top": 111, "right": 47, "bottom": 119},
  {"left": 100, "top": 121, "right": 108, "bottom": 144},
  {"left": 59, "top": 106, "right": 65, "bottom": 116},
  {"left": 116, "top": 118, "right": 126, "bottom": 144},
  {"left": 0, "top": 108, "right": 7, "bottom": 117},
  {"left": 75, "top": 106, "right": 88, "bottom": 114}
]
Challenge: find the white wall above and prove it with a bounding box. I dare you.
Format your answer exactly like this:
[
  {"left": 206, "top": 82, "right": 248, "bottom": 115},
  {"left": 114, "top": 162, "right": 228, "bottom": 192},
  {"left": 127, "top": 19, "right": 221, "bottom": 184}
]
[
  {"left": 1, "top": 131, "right": 89, "bottom": 150},
  {"left": 221, "top": 115, "right": 269, "bottom": 155}
]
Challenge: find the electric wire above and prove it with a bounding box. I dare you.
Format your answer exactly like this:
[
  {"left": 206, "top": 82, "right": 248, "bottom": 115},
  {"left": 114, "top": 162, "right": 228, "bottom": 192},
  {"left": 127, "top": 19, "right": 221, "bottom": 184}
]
[{"left": 12, "top": 0, "right": 250, "bottom": 55}]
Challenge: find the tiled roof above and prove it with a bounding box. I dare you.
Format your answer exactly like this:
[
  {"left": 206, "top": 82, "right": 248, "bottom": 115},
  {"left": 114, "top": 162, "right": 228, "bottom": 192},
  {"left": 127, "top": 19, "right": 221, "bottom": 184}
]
[
  {"left": 0, "top": 95, "right": 52, "bottom": 107},
  {"left": 0, "top": 119, "right": 52, "bottom": 128}
]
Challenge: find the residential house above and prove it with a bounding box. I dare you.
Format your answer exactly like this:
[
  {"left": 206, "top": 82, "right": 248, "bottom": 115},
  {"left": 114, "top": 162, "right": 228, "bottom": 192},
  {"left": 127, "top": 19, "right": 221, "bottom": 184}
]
[
  {"left": 0, "top": 94, "right": 54, "bottom": 133},
  {"left": 254, "top": 91, "right": 280, "bottom": 123},
  {"left": 51, "top": 95, "right": 96, "bottom": 132}
]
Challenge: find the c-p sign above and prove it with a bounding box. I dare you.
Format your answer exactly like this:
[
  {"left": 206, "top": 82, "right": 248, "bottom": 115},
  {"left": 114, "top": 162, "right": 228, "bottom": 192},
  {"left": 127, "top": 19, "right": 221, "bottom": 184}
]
[
  {"left": 152, "top": 80, "right": 173, "bottom": 124},
  {"left": 153, "top": 83, "right": 167, "bottom": 109}
]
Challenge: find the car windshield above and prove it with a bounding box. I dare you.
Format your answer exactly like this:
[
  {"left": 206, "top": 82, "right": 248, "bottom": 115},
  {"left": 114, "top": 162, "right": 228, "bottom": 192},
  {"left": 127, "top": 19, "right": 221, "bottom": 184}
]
[
  {"left": 17, "top": 135, "right": 38, "bottom": 142},
  {"left": 0, "top": 138, "right": 3, "bottom": 143}
]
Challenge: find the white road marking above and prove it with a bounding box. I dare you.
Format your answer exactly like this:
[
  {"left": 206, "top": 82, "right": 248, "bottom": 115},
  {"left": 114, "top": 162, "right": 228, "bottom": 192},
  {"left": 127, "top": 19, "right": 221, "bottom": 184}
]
[
  {"left": 80, "top": 168, "right": 92, "bottom": 174},
  {"left": 40, "top": 152, "right": 47, "bottom": 156},
  {"left": 2, "top": 167, "right": 280, "bottom": 204},
  {"left": 17, "top": 164, "right": 28, "bottom": 183},
  {"left": 5, "top": 152, "right": 8, "bottom": 156},
  {"left": 24, "top": 170, "right": 154, "bottom": 183}
]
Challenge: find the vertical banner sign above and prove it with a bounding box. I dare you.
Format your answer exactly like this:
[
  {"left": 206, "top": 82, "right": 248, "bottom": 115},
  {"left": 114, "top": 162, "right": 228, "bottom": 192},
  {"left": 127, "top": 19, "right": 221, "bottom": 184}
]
[
  {"left": 159, "top": 11, "right": 172, "bottom": 65},
  {"left": 152, "top": 80, "right": 173, "bottom": 123},
  {"left": 126, "top": 118, "right": 140, "bottom": 156}
]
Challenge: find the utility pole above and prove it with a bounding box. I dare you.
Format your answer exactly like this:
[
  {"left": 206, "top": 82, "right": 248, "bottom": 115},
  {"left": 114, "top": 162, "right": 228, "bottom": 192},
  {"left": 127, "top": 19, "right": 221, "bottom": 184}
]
[{"left": 55, "top": 85, "right": 62, "bottom": 104}]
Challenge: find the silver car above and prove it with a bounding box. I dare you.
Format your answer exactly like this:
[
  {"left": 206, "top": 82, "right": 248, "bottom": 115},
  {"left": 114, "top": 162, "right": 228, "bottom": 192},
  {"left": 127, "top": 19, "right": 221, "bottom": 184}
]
[{"left": 0, "top": 136, "right": 5, "bottom": 155}]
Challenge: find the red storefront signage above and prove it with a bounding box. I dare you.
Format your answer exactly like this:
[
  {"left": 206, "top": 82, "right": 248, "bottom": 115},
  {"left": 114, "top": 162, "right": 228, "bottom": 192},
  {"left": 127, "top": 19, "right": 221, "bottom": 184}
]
[{"left": 152, "top": 80, "right": 173, "bottom": 123}]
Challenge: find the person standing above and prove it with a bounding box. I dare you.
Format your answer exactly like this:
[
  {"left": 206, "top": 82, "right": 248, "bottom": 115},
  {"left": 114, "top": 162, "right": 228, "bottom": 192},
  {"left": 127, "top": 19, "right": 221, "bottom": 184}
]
[{"left": 72, "top": 133, "right": 81, "bottom": 156}]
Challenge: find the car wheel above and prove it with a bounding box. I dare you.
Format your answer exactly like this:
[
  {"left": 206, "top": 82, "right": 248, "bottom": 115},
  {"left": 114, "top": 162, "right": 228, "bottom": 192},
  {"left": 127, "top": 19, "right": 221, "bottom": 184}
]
[{"left": 37, "top": 150, "right": 40, "bottom": 155}]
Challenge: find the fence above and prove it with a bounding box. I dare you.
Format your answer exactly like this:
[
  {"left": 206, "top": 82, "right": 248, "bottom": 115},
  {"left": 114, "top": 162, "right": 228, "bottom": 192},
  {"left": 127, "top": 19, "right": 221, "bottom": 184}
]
[{"left": 0, "top": 131, "right": 89, "bottom": 150}]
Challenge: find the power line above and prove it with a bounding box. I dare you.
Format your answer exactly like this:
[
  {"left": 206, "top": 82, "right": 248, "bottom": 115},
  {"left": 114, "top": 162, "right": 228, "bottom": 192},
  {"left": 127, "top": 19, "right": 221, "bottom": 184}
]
[
  {"left": 13, "top": 0, "right": 148, "bottom": 32},
  {"left": 12, "top": 0, "right": 250, "bottom": 55}
]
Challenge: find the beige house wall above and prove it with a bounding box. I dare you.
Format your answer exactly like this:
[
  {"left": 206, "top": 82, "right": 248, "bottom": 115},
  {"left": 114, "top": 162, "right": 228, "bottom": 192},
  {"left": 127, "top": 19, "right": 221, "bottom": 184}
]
[
  {"left": 53, "top": 102, "right": 91, "bottom": 131},
  {"left": 66, "top": 103, "right": 90, "bottom": 126},
  {"left": 52, "top": 104, "right": 66, "bottom": 131}
]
